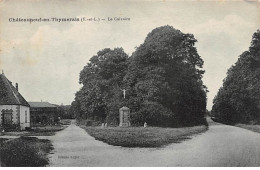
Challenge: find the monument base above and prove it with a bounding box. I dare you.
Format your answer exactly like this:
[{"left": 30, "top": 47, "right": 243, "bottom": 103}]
[
  {"left": 119, "top": 106, "right": 131, "bottom": 127},
  {"left": 119, "top": 122, "right": 130, "bottom": 127}
]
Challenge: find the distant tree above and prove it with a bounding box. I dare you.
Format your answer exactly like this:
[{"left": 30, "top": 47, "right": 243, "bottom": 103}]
[
  {"left": 57, "top": 105, "right": 72, "bottom": 119},
  {"left": 70, "top": 94, "right": 84, "bottom": 119},
  {"left": 212, "top": 30, "right": 260, "bottom": 124}
]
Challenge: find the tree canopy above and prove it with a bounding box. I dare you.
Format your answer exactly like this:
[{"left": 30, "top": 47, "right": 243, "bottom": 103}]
[
  {"left": 211, "top": 30, "right": 260, "bottom": 124},
  {"left": 71, "top": 25, "right": 207, "bottom": 127},
  {"left": 124, "top": 25, "right": 207, "bottom": 126},
  {"left": 71, "top": 48, "right": 129, "bottom": 124}
]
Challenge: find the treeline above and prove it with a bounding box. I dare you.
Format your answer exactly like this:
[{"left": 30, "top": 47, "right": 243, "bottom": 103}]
[
  {"left": 70, "top": 25, "right": 208, "bottom": 127},
  {"left": 56, "top": 105, "right": 73, "bottom": 119},
  {"left": 212, "top": 30, "right": 260, "bottom": 124}
]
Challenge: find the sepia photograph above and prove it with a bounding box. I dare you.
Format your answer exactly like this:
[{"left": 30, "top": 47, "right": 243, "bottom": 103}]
[{"left": 0, "top": 0, "right": 260, "bottom": 167}]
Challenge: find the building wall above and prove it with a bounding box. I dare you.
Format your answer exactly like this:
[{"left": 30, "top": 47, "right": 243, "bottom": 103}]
[
  {"left": 0, "top": 105, "right": 19, "bottom": 125},
  {"left": 20, "top": 105, "right": 30, "bottom": 130},
  {"left": 0, "top": 105, "right": 30, "bottom": 130}
]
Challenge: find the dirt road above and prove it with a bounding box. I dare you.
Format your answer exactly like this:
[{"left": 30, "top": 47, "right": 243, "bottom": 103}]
[{"left": 47, "top": 121, "right": 260, "bottom": 166}]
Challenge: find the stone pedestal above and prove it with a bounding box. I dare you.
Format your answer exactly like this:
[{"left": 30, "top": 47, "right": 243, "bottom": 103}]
[
  {"left": 119, "top": 106, "right": 130, "bottom": 127},
  {"left": 0, "top": 126, "right": 3, "bottom": 136}
]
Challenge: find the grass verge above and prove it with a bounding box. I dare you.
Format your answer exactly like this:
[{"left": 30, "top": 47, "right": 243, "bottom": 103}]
[
  {"left": 3, "top": 125, "right": 67, "bottom": 136},
  {"left": 25, "top": 125, "right": 67, "bottom": 136},
  {"left": 0, "top": 136, "right": 53, "bottom": 167},
  {"left": 82, "top": 125, "right": 208, "bottom": 148},
  {"left": 235, "top": 124, "right": 260, "bottom": 133},
  {"left": 60, "top": 119, "right": 72, "bottom": 125}
]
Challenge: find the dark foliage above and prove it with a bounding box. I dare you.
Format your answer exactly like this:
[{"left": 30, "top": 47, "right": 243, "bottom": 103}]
[
  {"left": 72, "top": 48, "right": 129, "bottom": 124},
  {"left": 124, "top": 26, "right": 207, "bottom": 126},
  {"left": 0, "top": 137, "right": 53, "bottom": 167},
  {"left": 212, "top": 30, "right": 260, "bottom": 124},
  {"left": 71, "top": 26, "right": 207, "bottom": 127},
  {"left": 57, "top": 105, "right": 73, "bottom": 119}
]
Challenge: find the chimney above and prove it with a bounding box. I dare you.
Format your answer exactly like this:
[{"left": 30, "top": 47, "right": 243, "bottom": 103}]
[{"left": 15, "top": 83, "right": 18, "bottom": 91}]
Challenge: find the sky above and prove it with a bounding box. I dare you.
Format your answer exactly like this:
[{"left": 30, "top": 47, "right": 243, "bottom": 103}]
[{"left": 0, "top": 0, "right": 259, "bottom": 109}]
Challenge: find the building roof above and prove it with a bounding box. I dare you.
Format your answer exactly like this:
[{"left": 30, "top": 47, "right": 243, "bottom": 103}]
[
  {"left": 29, "top": 102, "right": 57, "bottom": 108},
  {"left": 0, "top": 73, "right": 30, "bottom": 107}
]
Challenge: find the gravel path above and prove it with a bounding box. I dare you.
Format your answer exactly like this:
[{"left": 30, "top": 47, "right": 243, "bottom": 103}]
[{"left": 47, "top": 122, "right": 260, "bottom": 167}]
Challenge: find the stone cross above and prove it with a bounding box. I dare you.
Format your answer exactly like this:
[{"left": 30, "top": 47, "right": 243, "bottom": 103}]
[{"left": 121, "top": 89, "right": 127, "bottom": 99}]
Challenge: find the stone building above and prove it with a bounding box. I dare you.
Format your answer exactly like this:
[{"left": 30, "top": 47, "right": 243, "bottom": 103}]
[
  {"left": 0, "top": 72, "right": 30, "bottom": 130},
  {"left": 29, "top": 101, "right": 58, "bottom": 126}
]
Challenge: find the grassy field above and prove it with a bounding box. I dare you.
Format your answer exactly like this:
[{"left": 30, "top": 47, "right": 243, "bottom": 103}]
[
  {"left": 0, "top": 137, "right": 53, "bottom": 167},
  {"left": 235, "top": 124, "right": 260, "bottom": 133},
  {"left": 82, "top": 125, "right": 208, "bottom": 148},
  {"left": 3, "top": 125, "right": 67, "bottom": 136}
]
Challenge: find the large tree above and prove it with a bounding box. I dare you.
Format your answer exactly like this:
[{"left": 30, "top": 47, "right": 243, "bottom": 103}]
[
  {"left": 72, "top": 26, "right": 207, "bottom": 127},
  {"left": 75, "top": 48, "right": 129, "bottom": 123},
  {"left": 124, "top": 25, "right": 207, "bottom": 127},
  {"left": 212, "top": 30, "right": 260, "bottom": 124}
]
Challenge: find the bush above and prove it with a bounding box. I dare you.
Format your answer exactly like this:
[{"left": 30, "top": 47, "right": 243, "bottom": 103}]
[
  {"left": 0, "top": 137, "right": 53, "bottom": 167},
  {"left": 25, "top": 127, "right": 33, "bottom": 131}
]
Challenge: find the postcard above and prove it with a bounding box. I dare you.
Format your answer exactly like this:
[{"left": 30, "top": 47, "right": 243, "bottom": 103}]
[{"left": 0, "top": 0, "right": 260, "bottom": 167}]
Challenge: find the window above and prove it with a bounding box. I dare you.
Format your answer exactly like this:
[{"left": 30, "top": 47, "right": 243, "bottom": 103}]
[
  {"left": 25, "top": 111, "right": 27, "bottom": 123},
  {"left": 2, "top": 110, "right": 13, "bottom": 125}
]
